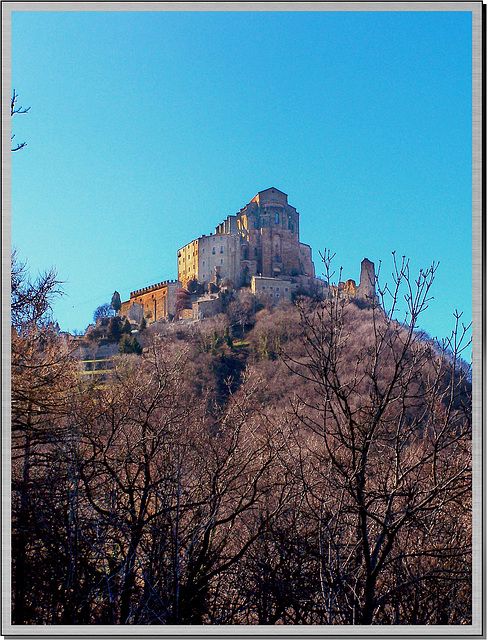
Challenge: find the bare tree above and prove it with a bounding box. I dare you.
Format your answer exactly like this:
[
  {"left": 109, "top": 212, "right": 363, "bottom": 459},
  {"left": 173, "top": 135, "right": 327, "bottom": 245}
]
[
  {"left": 71, "top": 341, "right": 286, "bottom": 624},
  {"left": 10, "top": 253, "right": 78, "bottom": 624},
  {"left": 284, "top": 252, "right": 472, "bottom": 624},
  {"left": 93, "top": 302, "right": 113, "bottom": 322},
  {"left": 11, "top": 248, "right": 471, "bottom": 626},
  {"left": 11, "top": 89, "right": 30, "bottom": 152},
  {"left": 11, "top": 249, "right": 63, "bottom": 332},
  {"left": 228, "top": 289, "right": 256, "bottom": 338}
]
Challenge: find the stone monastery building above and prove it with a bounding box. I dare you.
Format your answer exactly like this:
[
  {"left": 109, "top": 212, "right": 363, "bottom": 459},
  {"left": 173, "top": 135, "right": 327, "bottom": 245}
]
[
  {"left": 177, "top": 187, "right": 315, "bottom": 289},
  {"left": 120, "top": 188, "right": 375, "bottom": 323}
]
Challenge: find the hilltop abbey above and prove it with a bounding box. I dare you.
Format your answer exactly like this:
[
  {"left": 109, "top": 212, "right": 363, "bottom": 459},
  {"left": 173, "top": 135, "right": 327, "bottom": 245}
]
[
  {"left": 120, "top": 188, "right": 376, "bottom": 324},
  {"left": 177, "top": 187, "right": 315, "bottom": 289}
]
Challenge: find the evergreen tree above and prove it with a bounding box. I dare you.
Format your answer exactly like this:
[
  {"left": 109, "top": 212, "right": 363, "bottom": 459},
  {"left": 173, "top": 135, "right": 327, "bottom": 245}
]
[
  {"left": 211, "top": 330, "right": 222, "bottom": 355},
  {"left": 119, "top": 334, "right": 142, "bottom": 355},
  {"left": 121, "top": 318, "right": 132, "bottom": 335},
  {"left": 224, "top": 326, "right": 233, "bottom": 348},
  {"left": 106, "top": 317, "right": 122, "bottom": 343},
  {"left": 187, "top": 278, "right": 205, "bottom": 296},
  {"left": 111, "top": 291, "right": 122, "bottom": 313},
  {"left": 133, "top": 336, "right": 143, "bottom": 355},
  {"left": 138, "top": 316, "right": 147, "bottom": 333}
]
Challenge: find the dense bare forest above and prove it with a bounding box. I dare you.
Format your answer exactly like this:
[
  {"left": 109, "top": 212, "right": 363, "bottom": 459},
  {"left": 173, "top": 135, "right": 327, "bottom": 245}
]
[{"left": 11, "top": 251, "right": 472, "bottom": 626}]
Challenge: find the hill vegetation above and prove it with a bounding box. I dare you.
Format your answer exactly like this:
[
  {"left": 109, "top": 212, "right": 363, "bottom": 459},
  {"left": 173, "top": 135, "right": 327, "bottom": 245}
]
[{"left": 11, "top": 251, "right": 472, "bottom": 626}]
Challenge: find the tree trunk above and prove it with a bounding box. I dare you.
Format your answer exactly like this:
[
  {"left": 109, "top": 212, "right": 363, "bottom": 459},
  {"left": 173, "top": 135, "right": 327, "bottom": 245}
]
[
  {"left": 119, "top": 528, "right": 143, "bottom": 624},
  {"left": 12, "top": 432, "right": 31, "bottom": 625}
]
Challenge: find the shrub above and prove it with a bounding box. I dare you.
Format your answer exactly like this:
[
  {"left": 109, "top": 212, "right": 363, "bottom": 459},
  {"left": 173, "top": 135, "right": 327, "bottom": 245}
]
[
  {"left": 106, "top": 317, "right": 122, "bottom": 343},
  {"left": 119, "top": 334, "right": 142, "bottom": 355}
]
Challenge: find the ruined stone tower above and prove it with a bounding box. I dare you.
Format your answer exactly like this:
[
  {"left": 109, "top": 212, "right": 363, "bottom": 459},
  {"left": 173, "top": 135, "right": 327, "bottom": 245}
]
[{"left": 357, "top": 258, "right": 376, "bottom": 301}]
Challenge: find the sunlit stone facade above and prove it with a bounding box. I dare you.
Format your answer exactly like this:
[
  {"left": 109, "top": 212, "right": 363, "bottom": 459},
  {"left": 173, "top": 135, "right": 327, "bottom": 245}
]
[{"left": 177, "top": 188, "right": 315, "bottom": 288}]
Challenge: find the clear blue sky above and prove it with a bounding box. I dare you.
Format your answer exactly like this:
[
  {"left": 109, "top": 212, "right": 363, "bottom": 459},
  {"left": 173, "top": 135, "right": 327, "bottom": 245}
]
[{"left": 10, "top": 8, "right": 473, "bottom": 342}]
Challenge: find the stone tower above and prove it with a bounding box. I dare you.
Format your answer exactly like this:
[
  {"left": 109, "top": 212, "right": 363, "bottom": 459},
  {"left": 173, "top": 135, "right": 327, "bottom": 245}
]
[
  {"left": 235, "top": 187, "right": 311, "bottom": 280},
  {"left": 357, "top": 258, "right": 376, "bottom": 301}
]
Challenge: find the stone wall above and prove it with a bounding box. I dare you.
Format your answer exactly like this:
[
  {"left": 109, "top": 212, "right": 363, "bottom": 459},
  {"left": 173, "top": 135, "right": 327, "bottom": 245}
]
[
  {"left": 299, "top": 243, "right": 315, "bottom": 278},
  {"left": 120, "top": 280, "right": 180, "bottom": 324},
  {"left": 328, "top": 260, "right": 376, "bottom": 304},
  {"left": 177, "top": 239, "right": 200, "bottom": 287},
  {"left": 178, "top": 233, "right": 243, "bottom": 289}
]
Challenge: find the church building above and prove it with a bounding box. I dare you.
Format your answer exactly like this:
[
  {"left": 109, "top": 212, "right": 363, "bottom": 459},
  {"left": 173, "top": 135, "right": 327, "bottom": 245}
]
[
  {"left": 118, "top": 187, "right": 376, "bottom": 325},
  {"left": 177, "top": 188, "right": 315, "bottom": 289}
]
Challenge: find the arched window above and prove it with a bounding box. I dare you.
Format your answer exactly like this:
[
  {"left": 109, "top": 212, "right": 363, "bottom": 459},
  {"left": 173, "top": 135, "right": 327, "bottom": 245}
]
[
  {"left": 275, "top": 212, "right": 279, "bottom": 225},
  {"left": 273, "top": 236, "right": 281, "bottom": 263}
]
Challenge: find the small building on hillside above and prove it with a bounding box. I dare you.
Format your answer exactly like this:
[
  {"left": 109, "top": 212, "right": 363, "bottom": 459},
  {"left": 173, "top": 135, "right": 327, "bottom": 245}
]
[
  {"left": 120, "top": 280, "right": 181, "bottom": 325},
  {"left": 250, "top": 276, "right": 296, "bottom": 302},
  {"left": 192, "top": 294, "right": 223, "bottom": 320}
]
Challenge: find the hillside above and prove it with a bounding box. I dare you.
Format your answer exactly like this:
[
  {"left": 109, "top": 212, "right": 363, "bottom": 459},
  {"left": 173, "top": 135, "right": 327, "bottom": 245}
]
[{"left": 11, "top": 253, "right": 472, "bottom": 626}]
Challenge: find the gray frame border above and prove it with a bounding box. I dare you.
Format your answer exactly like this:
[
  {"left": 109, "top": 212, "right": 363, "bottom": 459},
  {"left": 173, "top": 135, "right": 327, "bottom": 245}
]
[{"left": 2, "top": 1, "right": 483, "bottom": 637}]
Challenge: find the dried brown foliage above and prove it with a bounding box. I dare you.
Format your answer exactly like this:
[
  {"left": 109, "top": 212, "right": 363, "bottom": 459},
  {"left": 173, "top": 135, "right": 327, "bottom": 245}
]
[
  {"left": 282, "top": 255, "right": 472, "bottom": 624},
  {"left": 11, "top": 252, "right": 472, "bottom": 626}
]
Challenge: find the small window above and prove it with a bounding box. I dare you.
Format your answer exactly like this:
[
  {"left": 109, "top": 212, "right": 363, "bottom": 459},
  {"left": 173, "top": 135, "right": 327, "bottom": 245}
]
[
  {"left": 285, "top": 287, "right": 288, "bottom": 292},
  {"left": 202, "top": 261, "right": 205, "bottom": 266},
  {"left": 275, "top": 212, "right": 279, "bottom": 224},
  {"left": 262, "top": 286, "right": 265, "bottom": 290},
  {"left": 212, "top": 247, "right": 216, "bottom": 254},
  {"left": 220, "top": 246, "right": 224, "bottom": 253},
  {"left": 221, "top": 259, "right": 224, "bottom": 264},
  {"left": 276, "top": 287, "right": 279, "bottom": 291}
]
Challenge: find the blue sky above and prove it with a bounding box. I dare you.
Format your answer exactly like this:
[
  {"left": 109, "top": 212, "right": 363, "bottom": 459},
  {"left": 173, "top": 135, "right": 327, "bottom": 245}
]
[{"left": 10, "top": 8, "right": 473, "bottom": 342}]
